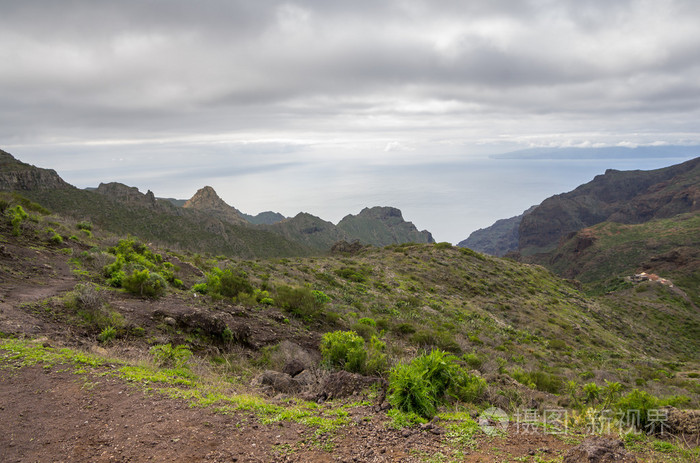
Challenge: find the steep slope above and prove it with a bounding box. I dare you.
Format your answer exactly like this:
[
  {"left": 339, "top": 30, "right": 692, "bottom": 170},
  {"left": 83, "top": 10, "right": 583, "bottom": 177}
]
[
  {"left": 535, "top": 212, "right": 700, "bottom": 305},
  {"left": 518, "top": 156, "right": 700, "bottom": 255},
  {"left": 183, "top": 186, "right": 247, "bottom": 225},
  {"left": 337, "top": 206, "right": 434, "bottom": 246},
  {"left": 458, "top": 206, "right": 536, "bottom": 256}
]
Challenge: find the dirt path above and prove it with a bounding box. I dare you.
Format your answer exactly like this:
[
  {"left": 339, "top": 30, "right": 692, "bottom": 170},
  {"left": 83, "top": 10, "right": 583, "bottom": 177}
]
[{"left": 0, "top": 364, "right": 578, "bottom": 463}]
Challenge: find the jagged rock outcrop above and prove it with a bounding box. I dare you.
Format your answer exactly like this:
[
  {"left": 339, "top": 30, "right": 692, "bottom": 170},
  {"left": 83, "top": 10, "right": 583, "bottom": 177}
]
[
  {"left": 337, "top": 206, "right": 434, "bottom": 246},
  {"left": 0, "top": 149, "right": 70, "bottom": 191},
  {"left": 183, "top": 186, "right": 247, "bottom": 225},
  {"left": 95, "top": 182, "right": 159, "bottom": 209}
]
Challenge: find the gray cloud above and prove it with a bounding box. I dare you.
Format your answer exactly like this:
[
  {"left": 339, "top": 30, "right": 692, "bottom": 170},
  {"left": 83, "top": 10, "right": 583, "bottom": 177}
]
[{"left": 2, "top": 0, "right": 700, "bottom": 241}]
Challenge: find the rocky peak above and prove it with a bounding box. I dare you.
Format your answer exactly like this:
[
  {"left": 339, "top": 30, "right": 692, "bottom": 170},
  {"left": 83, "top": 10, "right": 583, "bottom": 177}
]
[
  {"left": 184, "top": 186, "right": 226, "bottom": 210},
  {"left": 356, "top": 206, "right": 403, "bottom": 220},
  {"left": 183, "top": 186, "right": 246, "bottom": 225},
  {"left": 337, "top": 206, "right": 434, "bottom": 246}
]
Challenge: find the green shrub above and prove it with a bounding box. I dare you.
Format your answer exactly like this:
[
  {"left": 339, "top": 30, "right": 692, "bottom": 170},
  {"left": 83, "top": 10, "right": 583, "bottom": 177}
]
[
  {"left": 122, "top": 269, "right": 166, "bottom": 298},
  {"left": 395, "top": 322, "right": 416, "bottom": 335},
  {"left": 50, "top": 232, "right": 63, "bottom": 245},
  {"left": 334, "top": 266, "right": 369, "bottom": 283},
  {"left": 276, "top": 285, "right": 321, "bottom": 321},
  {"left": 388, "top": 349, "right": 485, "bottom": 419},
  {"left": 583, "top": 382, "right": 602, "bottom": 404},
  {"left": 9, "top": 205, "right": 28, "bottom": 236},
  {"left": 192, "top": 283, "right": 208, "bottom": 294},
  {"left": 351, "top": 321, "right": 377, "bottom": 341},
  {"left": 449, "top": 367, "right": 487, "bottom": 403},
  {"left": 218, "top": 268, "right": 253, "bottom": 298},
  {"left": 312, "top": 290, "right": 331, "bottom": 304},
  {"left": 511, "top": 369, "right": 564, "bottom": 394},
  {"left": 615, "top": 389, "right": 659, "bottom": 430},
  {"left": 358, "top": 317, "right": 377, "bottom": 327},
  {"left": 388, "top": 361, "right": 438, "bottom": 418},
  {"left": 76, "top": 221, "right": 93, "bottom": 231},
  {"left": 321, "top": 330, "right": 367, "bottom": 373},
  {"left": 97, "top": 325, "right": 117, "bottom": 344},
  {"left": 433, "top": 242, "right": 452, "bottom": 250},
  {"left": 364, "top": 335, "right": 388, "bottom": 375},
  {"left": 463, "top": 352, "right": 483, "bottom": 371},
  {"left": 150, "top": 344, "right": 192, "bottom": 368},
  {"left": 411, "top": 329, "right": 461, "bottom": 353}
]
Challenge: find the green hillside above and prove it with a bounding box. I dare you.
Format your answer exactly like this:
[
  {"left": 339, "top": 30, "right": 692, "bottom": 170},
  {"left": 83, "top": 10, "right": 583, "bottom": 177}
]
[
  {"left": 537, "top": 212, "right": 700, "bottom": 305},
  {"left": 22, "top": 188, "right": 311, "bottom": 258}
]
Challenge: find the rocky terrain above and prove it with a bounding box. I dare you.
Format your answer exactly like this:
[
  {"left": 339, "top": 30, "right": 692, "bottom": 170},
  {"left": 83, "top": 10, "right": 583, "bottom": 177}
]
[{"left": 1, "top": 150, "right": 699, "bottom": 462}]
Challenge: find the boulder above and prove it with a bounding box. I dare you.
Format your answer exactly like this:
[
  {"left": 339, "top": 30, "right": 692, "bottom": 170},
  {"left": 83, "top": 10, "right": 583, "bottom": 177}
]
[
  {"left": 253, "top": 370, "right": 300, "bottom": 394},
  {"left": 563, "top": 437, "right": 637, "bottom": 463}
]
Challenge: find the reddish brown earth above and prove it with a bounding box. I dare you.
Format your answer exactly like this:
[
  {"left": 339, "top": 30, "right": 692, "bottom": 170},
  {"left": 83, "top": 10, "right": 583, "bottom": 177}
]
[{"left": 1, "top": 364, "right": 580, "bottom": 463}]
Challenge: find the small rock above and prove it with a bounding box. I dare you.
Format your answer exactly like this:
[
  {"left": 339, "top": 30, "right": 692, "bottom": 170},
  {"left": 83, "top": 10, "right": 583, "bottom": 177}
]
[{"left": 563, "top": 436, "right": 637, "bottom": 463}]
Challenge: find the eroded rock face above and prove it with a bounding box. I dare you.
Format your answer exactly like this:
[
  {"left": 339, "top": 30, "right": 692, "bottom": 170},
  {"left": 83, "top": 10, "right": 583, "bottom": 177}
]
[
  {"left": 95, "top": 182, "right": 158, "bottom": 208},
  {"left": 0, "top": 150, "right": 70, "bottom": 191},
  {"left": 563, "top": 436, "right": 637, "bottom": 463}
]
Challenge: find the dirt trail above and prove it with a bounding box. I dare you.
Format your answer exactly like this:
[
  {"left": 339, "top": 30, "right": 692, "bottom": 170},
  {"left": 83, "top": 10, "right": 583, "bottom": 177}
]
[{"left": 0, "top": 363, "right": 579, "bottom": 463}]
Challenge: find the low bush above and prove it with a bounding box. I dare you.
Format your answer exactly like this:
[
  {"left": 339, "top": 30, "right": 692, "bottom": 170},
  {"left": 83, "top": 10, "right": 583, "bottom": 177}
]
[
  {"left": 150, "top": 344, "right": 192, "bottom": 368},
  {"left": 8, "top": 205, "right": 28, "bottom": 236},
  {"left": 320, "top": 330, "right": 387, "bottom": 375},
  {"left": 97, "top": 325, "right": 117, "bottom": 344},
  {"left": 76, "top": 221, "right": 93, "bottom": 231},
  {"left": 388, "top": 349, "right": 486, "bottom": 419},
  {"left": 276, "top": 285, "right": 323, "bottom": 321},
  {"left": 321, "top": 330, "right": 367, "bottom": 373},
  {"left": 615, "top": 389, "right": 659, "bottom": 430},
  {"left": 122, "top": 269, "right": 167, "bottom": 298}
]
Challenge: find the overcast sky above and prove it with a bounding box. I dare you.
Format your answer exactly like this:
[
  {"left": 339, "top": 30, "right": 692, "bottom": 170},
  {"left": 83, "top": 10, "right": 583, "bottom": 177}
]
[{"left": 2, "top": 0, "right": 700, "bottom": 242}]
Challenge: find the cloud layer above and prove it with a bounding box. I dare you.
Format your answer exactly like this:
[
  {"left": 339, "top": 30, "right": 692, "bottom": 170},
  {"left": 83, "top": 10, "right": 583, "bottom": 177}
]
[{"left": 2, "top": 1, "right": 699, "bottom": 241}]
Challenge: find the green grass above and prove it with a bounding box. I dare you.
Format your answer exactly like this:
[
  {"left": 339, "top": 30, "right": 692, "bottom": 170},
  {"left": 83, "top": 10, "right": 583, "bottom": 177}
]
[{"left": 0, "top": 337, "right": 351, "bottom": 436}]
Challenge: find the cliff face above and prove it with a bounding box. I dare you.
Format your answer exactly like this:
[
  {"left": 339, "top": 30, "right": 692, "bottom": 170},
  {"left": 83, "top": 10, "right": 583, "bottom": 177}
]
[
  {"left": 0, "top": 149, "right": 70, "bottom": 191},
  {"left": 95, "top": 182, "right": 159, "bottom": 209},
  {"left": 337, "top": 206, "right": 434, "bottom": 246},
  {"left": 518, "top": 157, "right": 700, "bottom": 255},
  {"left": 457, "top": 206, "right": 536, "bottom": 256},
  {"left": 182, "top": 186, "right": 247, "bottom": 225}
]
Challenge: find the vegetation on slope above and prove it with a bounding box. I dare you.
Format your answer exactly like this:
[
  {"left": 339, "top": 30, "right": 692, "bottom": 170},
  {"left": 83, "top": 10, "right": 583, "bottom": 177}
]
[{"left": 2, "top": 186, "right": 700, "bottom": 461}]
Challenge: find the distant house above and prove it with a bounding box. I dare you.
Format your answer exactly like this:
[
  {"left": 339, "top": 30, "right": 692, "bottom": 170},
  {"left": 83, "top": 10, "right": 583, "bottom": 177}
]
[{"left": 629, "top": 272, "right": 673, "bottom": 287}]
